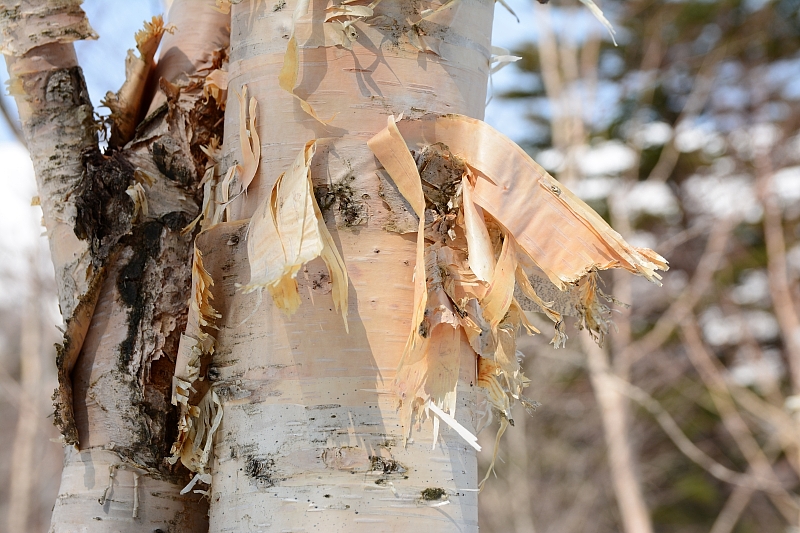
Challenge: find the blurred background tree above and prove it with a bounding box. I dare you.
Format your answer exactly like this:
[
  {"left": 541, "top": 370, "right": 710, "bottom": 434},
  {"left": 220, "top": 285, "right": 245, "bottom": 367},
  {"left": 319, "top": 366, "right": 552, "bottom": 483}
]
[{"left": 480, "top": 0, "right": 800, "bottom": 532}]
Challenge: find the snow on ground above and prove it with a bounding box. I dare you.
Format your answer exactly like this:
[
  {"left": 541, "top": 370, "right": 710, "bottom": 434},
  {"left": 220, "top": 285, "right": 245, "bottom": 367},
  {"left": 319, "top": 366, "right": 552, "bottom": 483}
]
[{"left": 682, "top": 173, "right": 763, "bottom": 223}]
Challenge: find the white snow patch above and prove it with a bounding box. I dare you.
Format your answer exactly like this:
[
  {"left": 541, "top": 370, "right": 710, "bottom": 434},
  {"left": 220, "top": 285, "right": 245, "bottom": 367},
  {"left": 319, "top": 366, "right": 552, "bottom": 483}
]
[
  {"left": 729, "top": 347, "right": 785, "bottom": 390},
  {"left": 627, "top": 181, "right": 680, "bottom": 218},
  {"left": 674, "top": 120, "right": 725, "bottom": 154},
  {"left": 625, "top": 231, "right": 658, "bottom": 251},
  {"left": 700, "top": 307, "right": 779, "bottom": 346},
  {"left": 700, "top": 307, "right": 741, "bottom": 346},
  {"left": 783, "top": 134, "right": 800, "bottom": 164},
  {"left": 788, "top": 243, "right": 800, "bottom": 280},
  {"left": 577, "top": 140, "right": 637, "bottom": 176},
  {"left": 535, "top": 148, "right": 565, "bottom": 173},
  {"left": 682, "top": 173, "right": 762, "bottom": 223},
  {"left": 572, "top": 176, "right": 618, "bottom": 201},
  {"left": 751, "top": 123, "right": 781, "bottom": 152},
  {"left": 711, "top": 156, "right": 736, "bottom": 176},
  {"left": 632, "top": 121, "right": 673, "bottom": 149},
  {"left": 746, "top": 310, "right": 781, "bottom": 342},
  {"left": 772, "top": 166, "right": 800, "bottom": 207},
  {"left": 730, "top": 270, "right": 770, "bottom": 306}
]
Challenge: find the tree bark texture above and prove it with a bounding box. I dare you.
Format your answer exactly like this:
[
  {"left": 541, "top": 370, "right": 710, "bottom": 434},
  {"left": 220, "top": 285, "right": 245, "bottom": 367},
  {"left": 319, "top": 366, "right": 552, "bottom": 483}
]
[
  {"left": 2, "top": 1, "right": 227, "bottom": 531},
  {"left": 197, "top": 1, "right": 493, "bottom": 530}
]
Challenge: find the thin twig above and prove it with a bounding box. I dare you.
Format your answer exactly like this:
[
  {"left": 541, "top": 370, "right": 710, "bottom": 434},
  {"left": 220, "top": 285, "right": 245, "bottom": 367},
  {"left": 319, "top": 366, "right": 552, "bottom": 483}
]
[
  {"left": 681, "top": 319, "right": 799, "bottom": 523},
  {"left": 726, "top": 377, "right": 800, "bottom": 473},
  {"left": 617, "top": 218, "right": 734, "bottom": 372},
  {"left": 656, "top": 223, "right": 709, "bottom": 256},
  {"left": 608, "top": 375, "right": 786, "bottom": 494},
  {"left": 710, "top": 436, "right": 782, "bottom": 533},
  {"left": 756, "top": 150, "right": 800, "bottom": 394},
  {"left": 646, "top": 46, "right": 725, "bottom": 183}
]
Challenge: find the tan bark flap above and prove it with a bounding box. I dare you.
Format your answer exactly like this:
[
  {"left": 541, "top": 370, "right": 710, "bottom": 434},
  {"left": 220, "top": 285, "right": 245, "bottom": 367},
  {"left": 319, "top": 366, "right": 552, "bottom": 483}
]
[
  {"left": 368, "top": 113, "right": 668, "bottom": 455},
  {"left": 244, "top": 139, "right": 348, "bottom": 328},
  {"left": 392, "top": 114, "right": 668, "bottom": 289}
]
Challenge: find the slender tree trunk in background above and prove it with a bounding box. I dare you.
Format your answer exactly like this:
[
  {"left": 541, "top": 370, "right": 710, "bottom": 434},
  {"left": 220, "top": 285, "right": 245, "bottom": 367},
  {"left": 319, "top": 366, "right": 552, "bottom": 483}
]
[
  {"left": 536, "top": 7, "right": 655, "bottom": 529},
  {"left": 583, "top": 335, "right": 655, "bottom": 533},
  {"left": 756, "top": 152, "right": 800, "bottom": 395},
  {"left": 7, "top": 271, "right": 43, "bottom": 533}
]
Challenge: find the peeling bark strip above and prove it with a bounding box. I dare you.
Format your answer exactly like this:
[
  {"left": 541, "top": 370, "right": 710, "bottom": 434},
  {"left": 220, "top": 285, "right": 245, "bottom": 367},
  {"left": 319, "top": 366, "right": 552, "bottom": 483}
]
[
  {"left": 368, "top": 113, "right": 666, "bottom": 484},
  {"left": 103, "top": 16, "right": 171, "bottom": 148}
]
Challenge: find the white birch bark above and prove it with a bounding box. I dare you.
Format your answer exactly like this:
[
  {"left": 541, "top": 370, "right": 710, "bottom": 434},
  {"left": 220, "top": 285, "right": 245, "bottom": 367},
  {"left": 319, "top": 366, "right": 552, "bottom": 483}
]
[
  {"left": 198, "top": 1, "right": 495, "bottom": 530},
  {"left": 1, "top": 1, "right": 100, "bottom": 444},
  {"left": 2, "top": 1, "right": 227, "bottom": 530}
]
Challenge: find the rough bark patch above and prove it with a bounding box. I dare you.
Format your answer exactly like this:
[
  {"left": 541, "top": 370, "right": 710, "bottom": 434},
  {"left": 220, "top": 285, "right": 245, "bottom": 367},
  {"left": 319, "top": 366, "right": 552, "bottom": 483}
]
[
  {"left": 245, "top": 456, "right": 280, "bottom": 488},
  {"left": 117, "top": 220, "right": 164, "bottom": 367},
  {"left": 75, "top": 149, "right": 136, "bottom": 263},
  {"left": 315, "top": 172, "right": 366, "bottom": 227},
  {"left": 421, "top": 487, "right": 447, "bottom": 501}
]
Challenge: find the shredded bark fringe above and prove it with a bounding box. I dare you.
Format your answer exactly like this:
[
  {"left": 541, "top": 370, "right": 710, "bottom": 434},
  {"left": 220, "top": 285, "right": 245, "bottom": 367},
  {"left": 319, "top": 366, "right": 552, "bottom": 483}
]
[
  {"left": 182, "top": 137, "right": 226, "bottom": 235},
  {"left": 368, "top": 114, "right": 667, "bottom": 476},
  {"left": 169, "top": 247, "right": 222, "bottom": 491}
]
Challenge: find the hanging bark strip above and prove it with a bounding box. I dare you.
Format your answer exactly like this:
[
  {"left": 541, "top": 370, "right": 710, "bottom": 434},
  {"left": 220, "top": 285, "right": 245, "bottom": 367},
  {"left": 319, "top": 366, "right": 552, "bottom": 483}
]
[
  {"left": 103, "top": 16, "right": 172, "bottom": 148},
  {"left": 368, "top": 113, "right": 668, "bottom": 461},
  {"left": 244, "top": 139, "right": 348, "bottom": 325}
]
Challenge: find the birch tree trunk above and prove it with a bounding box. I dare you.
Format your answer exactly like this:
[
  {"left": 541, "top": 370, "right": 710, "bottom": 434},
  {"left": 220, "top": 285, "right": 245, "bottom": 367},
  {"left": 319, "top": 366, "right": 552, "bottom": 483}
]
[
  {"left": 200, "top": 1, "right": 494, "bottom": 530},
  {"left": 1, "top": 1, "right": 226, "bottom": 531}
]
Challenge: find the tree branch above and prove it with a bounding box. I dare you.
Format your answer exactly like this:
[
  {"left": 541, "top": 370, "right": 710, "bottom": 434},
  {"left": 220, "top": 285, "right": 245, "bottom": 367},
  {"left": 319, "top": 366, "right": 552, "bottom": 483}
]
[
  {"left": 608, "top": 374, "right": 786, "bottom": 494},
  {"left": 616, "top": 217, "right": 733, "bottom": 372},
  {"left": 681, "top": 318, "right": 799, "bottom": 524}
]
